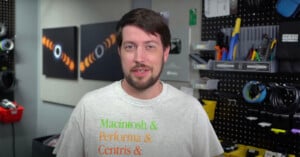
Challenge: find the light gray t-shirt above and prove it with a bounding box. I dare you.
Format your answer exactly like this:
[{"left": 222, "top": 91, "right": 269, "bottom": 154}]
[{"left": 53, "top": 81, "right": 224, "bottom": 157}]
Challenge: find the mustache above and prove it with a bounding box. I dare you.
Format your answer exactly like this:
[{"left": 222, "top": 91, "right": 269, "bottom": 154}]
[
  {"left": 132, "top": 62, "right": 148, "bottom": 69},
  {"left": 130, "top": 62, "right": 153, "bottom": 72}
]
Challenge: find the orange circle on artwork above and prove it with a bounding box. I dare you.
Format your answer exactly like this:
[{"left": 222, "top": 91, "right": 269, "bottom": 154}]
[{"left": 80, "top": 62, "right": 85, "bottom": 72}]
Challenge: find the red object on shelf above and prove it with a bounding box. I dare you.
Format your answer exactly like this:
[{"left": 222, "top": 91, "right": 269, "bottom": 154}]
[{"left": 0, "top": 103, "right": 24, "bottom": 123}]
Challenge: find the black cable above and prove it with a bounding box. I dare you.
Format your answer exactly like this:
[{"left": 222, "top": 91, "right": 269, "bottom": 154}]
[
  {"left": 268, "top": 83, "right": 300, "bottom": 114},
  {"left": 11, "top": 123, "right": 16, "bottom": 157}
]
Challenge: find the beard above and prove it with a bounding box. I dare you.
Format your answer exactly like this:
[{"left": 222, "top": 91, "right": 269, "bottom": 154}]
[{"left": 124, "top": 62, "right": 164, "bottom": 91}]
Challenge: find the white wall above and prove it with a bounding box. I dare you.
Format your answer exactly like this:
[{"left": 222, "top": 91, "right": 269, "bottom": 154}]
[
  {"left": 40, "top": 0, "right": 132, "bottom": 106},
  {"left": 0, "top": 1, "right": 202, "bottom": 157},
  {"left": 37, "top": 0, "right": 202, "bottom": 136},
  {"left": 1, "top": 0, "right": 39, "bottom": 157},
  {"left": 39, "top": 0, "right": 202, "bottom": 107},
  {"left": 152, "top": 0, "right": 202, "bottom": 88},
  {"left": 37, "top": 0, "right": 132, "bottom": 136}
]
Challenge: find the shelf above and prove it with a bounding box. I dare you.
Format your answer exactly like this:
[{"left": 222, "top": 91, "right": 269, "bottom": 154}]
[
  {"left": 191, "top": 78, "right": 219, "bottom": 90},
  {"left": 192, "top": 40, "right": 216, "bottom": 51},
  {"left": 212, "top": 61, "right": 277, "bottom": 73}
]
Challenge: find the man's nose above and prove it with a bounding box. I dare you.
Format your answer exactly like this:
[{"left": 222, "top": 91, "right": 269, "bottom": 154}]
[{"left": 134, "top": 46, "right": 145, "bottom": 62}]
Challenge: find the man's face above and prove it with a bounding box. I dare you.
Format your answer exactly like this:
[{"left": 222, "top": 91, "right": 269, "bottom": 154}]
[{"left": 118, "top": 25, "right": 169, "bottom": 90}]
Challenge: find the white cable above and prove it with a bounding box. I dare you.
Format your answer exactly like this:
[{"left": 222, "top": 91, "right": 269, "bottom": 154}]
[
  {"left": 0, "top": 39, "right": 14, "bottom": 51},
  {"left": 0, "top": 23, "right": 7, "bottom": 37}
]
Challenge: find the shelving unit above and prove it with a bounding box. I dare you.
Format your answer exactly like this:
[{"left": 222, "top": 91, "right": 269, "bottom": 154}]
[{"left": 198, "top": 0, "right": 300, "bottom": 155}]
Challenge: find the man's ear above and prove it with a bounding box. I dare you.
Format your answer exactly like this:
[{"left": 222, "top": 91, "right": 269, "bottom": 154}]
[
  {"left": 163, "top": 46, "right": 170, "bottom": 63},
  {"left": 118, "top": 47, "right": 121, "bottom": 56}
]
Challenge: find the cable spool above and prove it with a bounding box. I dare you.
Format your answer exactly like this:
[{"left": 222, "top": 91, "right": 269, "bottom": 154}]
[
  {"left": 0, "top": 39, "right": 14, "bottom": 51},
  {"left": 0, "top": 71, "right": 15, "bottom": 93},
  {"left": 0, "top": 23, "right": 7, "bottom": 37},
  {"left": 268, "top": 83, "right": 300, "bottom": 114},
  {"left": 242, "top": 81, "right": 267, "bottom": 103}
]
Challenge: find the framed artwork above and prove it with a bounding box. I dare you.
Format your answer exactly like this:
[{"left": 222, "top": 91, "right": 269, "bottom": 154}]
[
  {"left": 80, "top": 21, "right": 123, "bottom": 81},
  {"left": 42, "top": 26, "right": 78, "bottom": 79}
]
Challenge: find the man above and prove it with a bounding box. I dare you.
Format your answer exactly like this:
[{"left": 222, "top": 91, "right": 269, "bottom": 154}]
[{"left": 54, "top": 8, "right": 224, "bottom": 157}]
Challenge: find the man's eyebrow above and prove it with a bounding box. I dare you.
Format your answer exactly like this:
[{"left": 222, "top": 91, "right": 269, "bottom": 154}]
[
  {"left": 122, "top": 41, "right": 135, "bottom": 44},
  {"left": 144, "top": 40, "right": 159, "bottom": 44},
  {"left": 122, "top": 40, "right": 159, "bottom": 45}
]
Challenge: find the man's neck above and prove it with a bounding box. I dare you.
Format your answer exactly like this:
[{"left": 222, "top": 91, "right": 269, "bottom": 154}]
[{"left": 121, "top": 80, "right": 163, "bottom": 99}]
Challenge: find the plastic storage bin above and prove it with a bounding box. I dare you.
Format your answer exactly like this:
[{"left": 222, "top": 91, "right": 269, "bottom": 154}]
[{"left": 0, "top": 104, "right": 24, "bottom": 123}]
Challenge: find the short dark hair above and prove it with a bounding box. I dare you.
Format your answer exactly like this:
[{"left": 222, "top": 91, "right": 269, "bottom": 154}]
[{"left": 116, "top": 8, "right": 171, "bottom": 50}]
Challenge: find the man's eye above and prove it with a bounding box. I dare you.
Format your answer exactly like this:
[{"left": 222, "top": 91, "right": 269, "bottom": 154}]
[
  {"left": 124, "top": 44, "right": 136, "bottom": 51},
  {"left": 145, "top": 45, "right": 156, "bottom": 51}
]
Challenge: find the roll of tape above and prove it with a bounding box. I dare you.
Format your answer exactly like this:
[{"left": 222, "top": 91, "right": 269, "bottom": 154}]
[
  {"left": 0, "top": 39, "right": 14, "bottom": 51},
  {"left": 0, "top": 23, "right": 7, "bottom": 37}
]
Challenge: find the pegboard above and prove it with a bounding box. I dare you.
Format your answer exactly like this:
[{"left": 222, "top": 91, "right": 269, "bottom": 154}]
[
  {"left": 0, "top": 0, "right": 15, "bottom": 38},
  {"left": 201, "top": 0, "right": 300, "bottom": 41},
  {"left": 199, "top": 70, "right": 300, "bottom": 155},
  {"left": 0, "top": 0, "right": 15, "bottom": 100},
  {"left": 199, "top": 0, "right": 300, "bottom": 155}
]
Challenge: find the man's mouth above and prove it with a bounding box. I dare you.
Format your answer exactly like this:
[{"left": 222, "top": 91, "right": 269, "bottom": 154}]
[{"left": 131, "top": 67, "right": 150, "bottom": 77}]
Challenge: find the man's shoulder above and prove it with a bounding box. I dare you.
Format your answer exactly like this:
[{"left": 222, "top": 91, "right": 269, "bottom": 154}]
[
  {"left": 164, "top": 83, "right": 199, "bottom": 104},
  {"left": 165, "top": 83, "right": 194, "bottom": 98},
  {"left": 83, "top": 81, "right": 119, "bottom": 99}
]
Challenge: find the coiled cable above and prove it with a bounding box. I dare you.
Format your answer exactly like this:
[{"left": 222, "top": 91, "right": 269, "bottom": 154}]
[
  {"left": 0, "top": 71, "right": 15, "bottom": 93},
  {"left": 268, "top": 83, "right": 300, "bottom": 114},
  {"left": 0, "top": 23, "right": 7, "bottom": 37},
  {"left": 0, "top": 38, "right": 14, "bottom": 51},
  {"left": 242, "top": 81, "right": 267, "bottom": 103}
]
